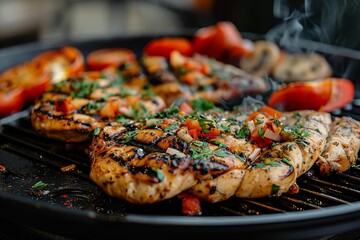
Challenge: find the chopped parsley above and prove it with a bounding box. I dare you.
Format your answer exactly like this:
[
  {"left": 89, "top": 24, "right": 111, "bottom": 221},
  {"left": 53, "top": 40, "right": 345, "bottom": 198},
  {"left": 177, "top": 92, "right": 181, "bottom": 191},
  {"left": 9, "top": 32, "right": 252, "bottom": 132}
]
[
  {"left": 253, "top": 161, "right": 282, "bottom": 168},
  {"left": 258, "top": 127, "right": 265, "bottom": 139},
  {"left": 70, "top": 81, "right": 99, "bottom": 98},
  {"left": 214, "top": 149, "right": 230, "bottom": 157},
  {"left": 151, "top": 168, "right": 164, "bottom": 182},
  {"left": 235, "top": 126, "right": 250, "bottom": 139},
  {"left": 32, "top": 181, "right": 47, "bottom": 189},
  {"left": 281, "top": 158, "right": 292, "bottom": 166},
  {"left": 271, "top": 184, "right": 280, "bottom": 195},
  {"left": 150, "top": 105, "right": 179, "bottom": 118},
  {"left": 235, "top": 152, "right": 247, "bottom": 162},
  {"left": 164, "top": 122, "right": 180, "bottom": 132},
  {"left": 212, "top": 140, "right": 228, "bottom": 149},
  {"left": 120, "top": 131, "right": 138, "bottom": 143}
]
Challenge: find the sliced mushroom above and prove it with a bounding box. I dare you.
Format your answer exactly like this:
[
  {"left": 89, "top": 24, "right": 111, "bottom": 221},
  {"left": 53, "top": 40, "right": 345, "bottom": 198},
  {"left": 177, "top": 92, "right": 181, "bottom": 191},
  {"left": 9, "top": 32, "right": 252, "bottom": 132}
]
[
  {"left": 272, "top": 52, "right": 332, "bottom": 82},
  {"left": 239, "top": 40, "right": 280, "bottom": 77}
]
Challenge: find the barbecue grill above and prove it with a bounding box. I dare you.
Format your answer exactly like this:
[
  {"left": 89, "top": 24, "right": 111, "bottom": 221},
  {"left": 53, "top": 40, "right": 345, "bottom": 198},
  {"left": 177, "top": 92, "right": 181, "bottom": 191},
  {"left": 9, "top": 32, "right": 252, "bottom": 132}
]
[{"left": 1, "top": 32, "right": 360, "bottom": 240}]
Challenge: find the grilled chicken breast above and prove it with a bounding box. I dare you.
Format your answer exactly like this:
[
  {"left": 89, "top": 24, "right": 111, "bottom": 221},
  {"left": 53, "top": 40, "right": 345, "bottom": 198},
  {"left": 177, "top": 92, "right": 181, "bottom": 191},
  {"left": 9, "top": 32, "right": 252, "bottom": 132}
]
[
  {"left": 89, "top": 107, "right": 332, "bottom": 204},
  {"left": 31, "top": 74, "right": 166, "bottom": 142},
  {"left": 317, "top": 116, "right": 360, "bottom": 175}
]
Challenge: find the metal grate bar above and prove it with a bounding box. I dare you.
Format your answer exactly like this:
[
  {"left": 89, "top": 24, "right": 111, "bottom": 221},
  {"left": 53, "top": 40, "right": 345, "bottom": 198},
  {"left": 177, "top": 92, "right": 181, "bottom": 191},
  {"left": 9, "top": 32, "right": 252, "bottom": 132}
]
[
  {"left": 299, "top": 188, "right": 351, "bottom": 205},
  {"left": 279, "top": 195, "right": 322, "bottom": 209}
]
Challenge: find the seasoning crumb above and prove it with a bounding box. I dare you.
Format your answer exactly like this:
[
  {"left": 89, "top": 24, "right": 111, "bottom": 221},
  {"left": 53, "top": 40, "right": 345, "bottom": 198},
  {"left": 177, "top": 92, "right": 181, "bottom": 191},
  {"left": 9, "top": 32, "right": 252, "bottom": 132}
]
[{"left": 61, "top": 164, "right": 76, "bottom": 172}]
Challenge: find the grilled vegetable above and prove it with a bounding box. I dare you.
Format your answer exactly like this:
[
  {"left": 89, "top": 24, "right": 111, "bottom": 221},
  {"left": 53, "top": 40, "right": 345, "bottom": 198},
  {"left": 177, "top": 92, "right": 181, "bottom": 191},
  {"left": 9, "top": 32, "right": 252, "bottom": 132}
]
[
  {"left": 272, "top": 52, "right": 332, "bottom": 82},
  {"left": 267, "top": 78, "right": 355, "bottom": 112},
  {"left": 86, "top": 48, "right": 136, "bottom": 71}
]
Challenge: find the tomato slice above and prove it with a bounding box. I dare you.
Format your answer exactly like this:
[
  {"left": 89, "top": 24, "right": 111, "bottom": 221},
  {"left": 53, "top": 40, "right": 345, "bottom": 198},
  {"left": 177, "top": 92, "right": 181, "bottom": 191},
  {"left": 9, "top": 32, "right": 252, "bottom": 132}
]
[
  {"left": 34, "top": 46, "right": 85, "bottom": 82},
  {"left": 268, "top": 78, "right": 355, "bottom": 112},
  {"left": 322, "top": 78, "right": 355, "bottom": 112},
  {"left": 143, "top": 37, "right": 193, "bottom": 59},
  {"left": 267, "top": 80, "right": 332, "bottom": 111},
  {"left": 0, "top": 62, "right": 51, "bottom": 103},
  {"left": 0, "top": 88, "right": 24, "bottom": 116},
  {"left": 192, "top": 21, "right": 252, "bottom": 62},
  {"left": 86, "top": 48, "right": 136, "bottom": 71}
]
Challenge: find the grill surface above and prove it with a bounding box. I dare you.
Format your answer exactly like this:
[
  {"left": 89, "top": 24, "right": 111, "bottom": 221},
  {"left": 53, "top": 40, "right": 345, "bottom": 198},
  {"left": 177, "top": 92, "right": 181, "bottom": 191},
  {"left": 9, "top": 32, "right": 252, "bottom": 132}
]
[{"left": 1, "top": 33, "right": 360, "bottom": 240}]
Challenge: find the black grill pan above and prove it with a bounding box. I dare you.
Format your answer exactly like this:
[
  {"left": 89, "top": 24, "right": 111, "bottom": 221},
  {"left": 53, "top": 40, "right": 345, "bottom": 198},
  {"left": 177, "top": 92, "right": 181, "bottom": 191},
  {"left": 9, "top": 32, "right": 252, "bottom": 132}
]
[{"left": 1, "top": 32, "right": 360, "bottom": 240}]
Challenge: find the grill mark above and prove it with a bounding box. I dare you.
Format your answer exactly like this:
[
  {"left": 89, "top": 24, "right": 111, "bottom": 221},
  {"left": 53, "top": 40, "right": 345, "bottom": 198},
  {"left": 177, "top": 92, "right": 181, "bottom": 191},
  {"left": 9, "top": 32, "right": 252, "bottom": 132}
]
[{"left": 33, "top": 105, "right": 93, "bottom": 128}]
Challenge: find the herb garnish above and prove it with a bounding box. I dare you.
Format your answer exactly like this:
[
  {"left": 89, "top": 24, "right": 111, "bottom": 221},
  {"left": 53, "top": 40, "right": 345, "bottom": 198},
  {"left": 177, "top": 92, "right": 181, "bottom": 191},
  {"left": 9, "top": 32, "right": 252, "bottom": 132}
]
[
  {"left": 271, "top": 184, "right": 280, "bottom": 195},
  {"left": 120, "top": 131, "right": 138, "bottom": 143}
]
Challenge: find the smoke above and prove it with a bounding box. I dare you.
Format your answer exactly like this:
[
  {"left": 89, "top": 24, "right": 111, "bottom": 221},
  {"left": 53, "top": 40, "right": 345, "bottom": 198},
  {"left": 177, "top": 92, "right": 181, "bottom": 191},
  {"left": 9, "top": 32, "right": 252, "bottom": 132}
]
[
  {"left": 265, "top": 0, "right": 360, "bottom": 89},
  {"left": 266, "top": 0, "right": 360, "bottom": 52}
]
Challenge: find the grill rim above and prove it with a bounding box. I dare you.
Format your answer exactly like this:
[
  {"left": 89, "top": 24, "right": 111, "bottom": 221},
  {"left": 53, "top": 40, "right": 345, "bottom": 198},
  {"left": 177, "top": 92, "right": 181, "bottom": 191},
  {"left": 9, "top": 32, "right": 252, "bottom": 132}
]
[{"left": 1, "top": 32, "right": 360, "bottom": 239}]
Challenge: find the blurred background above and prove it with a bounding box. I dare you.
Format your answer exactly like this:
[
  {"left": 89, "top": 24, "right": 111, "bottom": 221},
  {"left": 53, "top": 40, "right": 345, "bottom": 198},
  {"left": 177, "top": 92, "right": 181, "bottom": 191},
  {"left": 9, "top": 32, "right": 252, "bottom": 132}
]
[{"left": 0, "top": 0, "right": 359, "bottom": 50}]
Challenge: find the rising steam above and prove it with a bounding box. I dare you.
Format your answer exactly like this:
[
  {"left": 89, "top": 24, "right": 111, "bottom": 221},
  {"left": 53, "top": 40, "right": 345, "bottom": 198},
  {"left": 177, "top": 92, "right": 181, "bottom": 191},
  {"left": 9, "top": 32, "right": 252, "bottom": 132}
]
[{"left": 266, "top": 0, "right": 359, "bottom": 52}]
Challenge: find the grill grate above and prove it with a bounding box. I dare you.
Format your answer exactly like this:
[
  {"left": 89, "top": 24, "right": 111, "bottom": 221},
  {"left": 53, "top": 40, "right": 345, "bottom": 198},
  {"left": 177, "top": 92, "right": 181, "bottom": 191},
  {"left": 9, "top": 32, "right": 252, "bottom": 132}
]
[{"left": 1, "top": 101, "right": 360, "bottom": 217}]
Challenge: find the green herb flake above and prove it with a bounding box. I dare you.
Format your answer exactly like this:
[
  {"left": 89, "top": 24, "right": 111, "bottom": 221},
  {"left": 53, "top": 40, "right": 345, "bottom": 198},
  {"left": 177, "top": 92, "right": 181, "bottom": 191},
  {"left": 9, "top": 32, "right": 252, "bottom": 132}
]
[
  {"left": 212, "top": 140, "right": 228, "bottom": 149},
  {"left": 189, "top": 148, "right": 213, "bottom": 160},
  {"left": 281, "top": 158, "right": 292, "bottom": 166},
  {"left": 164, "top": 122, "right": 180, "bottom": 132},
  {"left": 255, "top": 118, "right": 264, "bottom": 124},
  {"left": 116, "top": 115, "right": 130, "bottom": 124},
  {"left": 220, "top": 123, "right": 231, "bottom": 133},
  {"left": 235, "top": 152, "right": 247, "bottom": 163},
  {"left": 151, "top": 168, "right": 164, "bottom": 182},
  {"left": 258, "top": 127, "right": 265, "bottom": 139},
  {"left": 271, "top": 184, "right": 280, "bottom": 195},
  {"left": 235, "top": 126, "right": 250, "bottom": 139},
  {"left": 93, "top": 128, "right": 101, "bottom": 136},
  {"left": 192, "top": 140, "right": 208, "bottom": 148},
  {"left": 120, "top": 131, "right": 138, "bottom": 143},
  {"left": 214, "top": 149, "right": 230, "bottom": 157},
  {"left": 294, "top": 112, "right": 302, "bottom": 121},
  {"left": 32, "top": 181, "right": 47, "bottom": 189}
]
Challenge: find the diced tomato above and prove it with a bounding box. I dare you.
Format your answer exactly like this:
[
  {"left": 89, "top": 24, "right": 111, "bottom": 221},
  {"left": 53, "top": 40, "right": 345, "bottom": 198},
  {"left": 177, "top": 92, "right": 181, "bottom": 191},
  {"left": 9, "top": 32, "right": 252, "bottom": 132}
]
[
  {"left": 268, "top": 78, "right": 354, "bottom": 112},
  {"left": 86, "top": 48, "right": 136, "bottom": 71},
  {"left": 181, "top": 72, "right": 197, "bottom": 85},
  {"left": 259, "top": 105, "right": 283, "bottom": 118},
  {"left": 143, "top": 37, "right": 193, "bottom": 59},
  {"left": 178, "top": 193, "right": 202, "bottom": 216},
  {"left": 55, "top": 96, "right": 77, "bottom": 113},
  {"left": 188, "top": 129, "right": 199, "bottom": 140},
  {"left": 0, "top": 88, "right": 24, "bottom": 116},
  {"left": 199, "top": 128, "right": 221, "bottom": 138},
  {"left": 185, "top": 118, "right": 202, "bottom": 131},
  {"left": 248, "top": 111, "right": 260, "bottom": 120},
  {"left": 250, "top": 125, "right": 273, "bottom": 148}
]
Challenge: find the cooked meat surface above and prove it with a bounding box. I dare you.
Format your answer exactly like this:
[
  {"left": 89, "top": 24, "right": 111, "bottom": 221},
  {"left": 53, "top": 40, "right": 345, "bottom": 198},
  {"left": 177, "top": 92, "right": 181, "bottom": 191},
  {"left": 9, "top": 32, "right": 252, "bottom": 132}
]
[
  {"left": 317, "top": 116, "right": 360, "bottom": 175},
  {"left": 89, "top": 108, "right": 333, "bottom": 204}
]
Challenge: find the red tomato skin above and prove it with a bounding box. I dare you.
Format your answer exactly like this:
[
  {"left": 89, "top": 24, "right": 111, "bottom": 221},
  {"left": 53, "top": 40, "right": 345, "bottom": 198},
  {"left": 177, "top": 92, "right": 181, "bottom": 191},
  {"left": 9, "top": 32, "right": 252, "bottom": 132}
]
[
  {"left": 268, "top": 78, "right": 354, "bottom": 112},
  {"left": 322, "top": 78, "right": 355, "bottom": 112},
  {"left": 143, "top": 37, "right": 193, "bottom": 59},
  {"left": 268, "top": 80, "right": 332, "bottom": 111},
  {"left": 179, "top": 193, "right": 202, "bottom": 216},
  {"left": 0, "top": 88, "right": 24, "bottom": 116},
  {"left": 192, "top": 21, "right": 247, "bottom": 62},
  {"left": 86, "top": 48, "right": 136, "bottom": 71},
  {"left": 23, "top": 75, "right": 51, "bottom": 103},
  {"left": 62, "top": 46, "right": 85, "bottom": 76}
]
